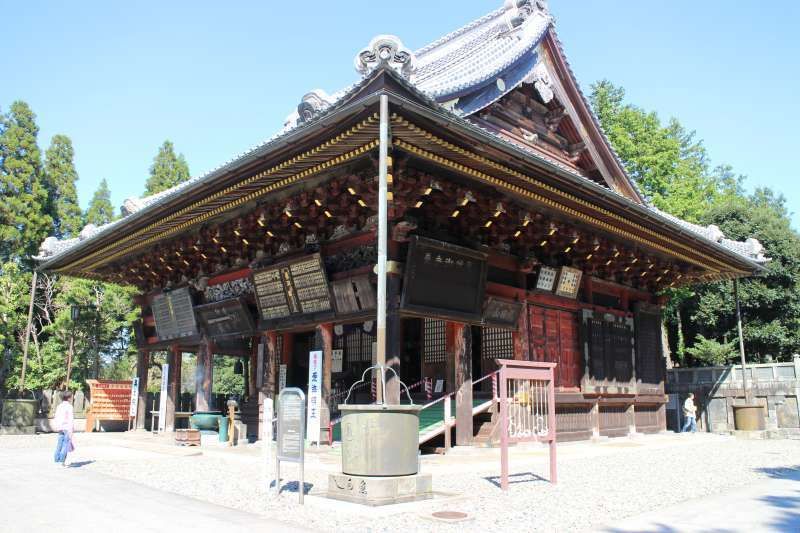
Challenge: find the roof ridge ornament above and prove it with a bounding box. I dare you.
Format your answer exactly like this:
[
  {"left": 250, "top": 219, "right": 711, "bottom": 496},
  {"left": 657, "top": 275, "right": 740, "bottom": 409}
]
[
  {"left": 297, "top": 89, "right": 334, "bottom": 124},
  {"left": 354, "top": 35, "right": 416, "bottom": 78},
  {"left": 503, "top": 0, "right": 548, "bottom": 30}
]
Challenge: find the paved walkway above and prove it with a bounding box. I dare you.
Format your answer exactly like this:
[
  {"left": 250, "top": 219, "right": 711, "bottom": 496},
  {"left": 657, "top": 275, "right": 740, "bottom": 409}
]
[
  {"left": 0, "top": 447, "right": 307, "bottom": 533},
  {"left": 599, "top": 467, "right": 800, "bottom": 532}
]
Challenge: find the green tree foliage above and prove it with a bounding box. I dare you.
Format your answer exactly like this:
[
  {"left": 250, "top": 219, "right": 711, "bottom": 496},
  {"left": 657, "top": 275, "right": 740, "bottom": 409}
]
[
  {"left": 685, "top": 335, "right": 737, "bottom": 365},
  {"left": 0, "top": 99, "right": 143, "bottom": 394},
  {"left": 213, "top": 356, "right": 244, "bottom": 396},
  {"left": 590, "top": 81, "right": 727, "bottom": 222},
  {"left": 591, "top": 81, "right": 800, "bottom": 364},
  {"left": 0, "top": 263, "right": 32, "bottom": 391},
  {"left": 0, "top": 101, "right": 52, "bottom": 264},
  {"left": 85, "top": 178, "right": 115, "bottom": 226},
  {"left": 144, "top": 140, "right": 190, "bottom": 196},
  {"left": 43, "top": 135, "right": 83, "bottom": 238}
]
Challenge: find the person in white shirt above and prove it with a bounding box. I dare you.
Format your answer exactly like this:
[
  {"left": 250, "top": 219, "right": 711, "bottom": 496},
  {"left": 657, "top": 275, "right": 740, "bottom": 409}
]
[
  {"left": 53, "top": 390, "right": 75, "bottom": 466},
  {"left": 681, "top": 392, "right": 697, "bottom": 433}
]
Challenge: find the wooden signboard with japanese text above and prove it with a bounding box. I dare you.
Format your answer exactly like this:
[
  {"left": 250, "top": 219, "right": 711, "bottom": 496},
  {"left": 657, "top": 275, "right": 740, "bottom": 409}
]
[
  {"left": 483, "top": 297, "right": 523, "bottom": 329},
  {"left": 85, "top": 379, "right": 133, "bottom": 432},
  {"left": 401, "top": 237, "right": 487, "bottom": 322},
  {"left": 331, "top": 274, "right": 376, "bottom": 315},
  {"left": 251, "top": 253, "right": 334, "bottom": 327},
  {"left": 194, "top": 298, "right": 256, "bottom": 339},
  {"left": 151, "top": 287, "right": 198, "bottom": 341}
]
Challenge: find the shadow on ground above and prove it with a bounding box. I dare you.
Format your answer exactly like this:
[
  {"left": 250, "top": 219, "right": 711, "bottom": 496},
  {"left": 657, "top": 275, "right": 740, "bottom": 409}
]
[
  {"left": 67, "top": 460, "right": 95, "bottom": 468},
  {"left": 756, "top": 464, "right": 800, "bottom": 531},
  {"left": 483, "top": 471, "right": 548, "bottom": 488}
]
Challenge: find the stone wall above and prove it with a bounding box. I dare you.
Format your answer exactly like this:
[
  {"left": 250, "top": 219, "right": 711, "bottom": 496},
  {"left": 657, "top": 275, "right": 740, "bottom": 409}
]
[{"left": 666, "top": 355, "right": 800, "bottom": 433}]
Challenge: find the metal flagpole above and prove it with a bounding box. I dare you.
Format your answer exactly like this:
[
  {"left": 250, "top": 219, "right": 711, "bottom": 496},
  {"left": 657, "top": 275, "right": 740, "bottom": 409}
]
[
  {"left": 733, "top": 278, "right": 751, "bottom": 403},
  {"left": 19, "top": 270, "right": 38, "bottom": 393},
  {"left": 375, "top": 93, "right": 389, "bottom": 404}
]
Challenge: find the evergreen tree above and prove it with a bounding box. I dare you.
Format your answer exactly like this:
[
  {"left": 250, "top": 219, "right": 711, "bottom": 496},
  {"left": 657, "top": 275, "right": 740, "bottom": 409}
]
[
  {"left": 0, "top": 101, "right": 52, "bottom": 264},
  {"left": 85, "top": 178, "right": 114, "bottom": 226},
  {"left": 44, "top": 134, "right": 83, "bottom": 238},
  {"left": 144, "top": 140, "right": 190, "bottom": 196},
  {"left": 590, "top": 81, "right": 723, "bottom": 223}
]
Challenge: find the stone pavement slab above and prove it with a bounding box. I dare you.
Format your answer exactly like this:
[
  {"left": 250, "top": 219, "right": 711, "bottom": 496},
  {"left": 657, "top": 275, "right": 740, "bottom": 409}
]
[
  {"left": 598, "top": 466, "right": 800, "bottom": 532},
  {"left": 0, "top": 447, "right": 308, "bottom": 533}
]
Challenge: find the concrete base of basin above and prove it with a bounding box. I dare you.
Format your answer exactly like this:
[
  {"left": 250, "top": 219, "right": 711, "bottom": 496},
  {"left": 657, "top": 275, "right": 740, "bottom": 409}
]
[{"left": 327, "top": 473, "right": 432, "bottom": 506}]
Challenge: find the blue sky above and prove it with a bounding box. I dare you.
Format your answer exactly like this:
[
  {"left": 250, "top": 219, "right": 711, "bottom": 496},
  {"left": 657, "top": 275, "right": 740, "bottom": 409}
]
[{"left": 2, "top": 1, "right": 799, "bottom": 226}]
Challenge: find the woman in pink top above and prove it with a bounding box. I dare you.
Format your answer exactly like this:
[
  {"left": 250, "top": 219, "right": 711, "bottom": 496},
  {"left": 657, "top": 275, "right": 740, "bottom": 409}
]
[{"left": 53, "top": 390, "right": 75, "bottom": 466}]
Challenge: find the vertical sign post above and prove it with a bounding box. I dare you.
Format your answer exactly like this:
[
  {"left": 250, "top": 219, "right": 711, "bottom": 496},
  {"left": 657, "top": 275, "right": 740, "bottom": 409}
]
[
  {"left": 276, "top": 388, "right": 306, "bottom": 504},
  {"left": 256, "top": 341, "right": 264, "bottom": 389},
  {"left": 157, "top": 363, "right": 169, "bottom": 433},
  {"left": 306, "top": 350, "right": 322, "bottom": 446},
  {"left": 128, "top": 377, "right": 140, "bottom": 431}
]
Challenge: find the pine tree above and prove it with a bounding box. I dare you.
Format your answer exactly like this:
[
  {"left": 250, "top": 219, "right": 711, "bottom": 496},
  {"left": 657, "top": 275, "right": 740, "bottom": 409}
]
[
  {"left": 144, "top": 140, "right": 190, "bottom": 196},
  {"left": 85, "top": 179, "right": 115, "bottom": 226},
  {"left": 44, "top": 134, "right": 83, "bottom": 238},
  {"left": 0, "top": 101, "right": 52, "bottom": 264}
]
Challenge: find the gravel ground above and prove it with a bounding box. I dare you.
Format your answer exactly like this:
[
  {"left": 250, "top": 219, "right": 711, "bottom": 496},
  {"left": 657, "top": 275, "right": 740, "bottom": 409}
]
[{"left": 2, "top": 432, "right": 798, "bottom": 532}]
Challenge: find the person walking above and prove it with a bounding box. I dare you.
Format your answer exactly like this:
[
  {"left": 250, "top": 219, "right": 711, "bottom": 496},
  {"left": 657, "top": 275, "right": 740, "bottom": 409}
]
[
  {"left": 53, "top": 390, "right": 75, "bottom": 466},
  {"left": 681, "top": 392, "right": 698, "bottom": 433}
]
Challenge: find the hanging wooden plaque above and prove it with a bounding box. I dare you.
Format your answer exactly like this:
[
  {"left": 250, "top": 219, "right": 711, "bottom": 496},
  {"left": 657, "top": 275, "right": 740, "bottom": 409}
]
[{"left": 151, "top": 287, "right": 198, "bottom": 341}]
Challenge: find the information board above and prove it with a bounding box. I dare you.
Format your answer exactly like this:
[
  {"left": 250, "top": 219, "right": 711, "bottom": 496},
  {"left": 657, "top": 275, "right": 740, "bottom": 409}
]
[
  {"left": 276, "top": 387, "right": 306, "bottom": 504},
  {"left": 401, "top": 237, "right": 487, "bottom": 321},
  {"left": 194, "top": 298, "right": 256, "bottom": 339},
  {"left": 306, "top": 350, "right": 323, "bottom": 445},
  {"left": 151, "top": 288, "right": 198, "bottom": 341},
  {"left": 483, "top": 297, "right": 524, "bottom": 328},
  {"left": 251, "top": 253, "right": 333, "bottom": 324},
  {"left": 277, "top": 388, "right": 305, "bottom": 461}
]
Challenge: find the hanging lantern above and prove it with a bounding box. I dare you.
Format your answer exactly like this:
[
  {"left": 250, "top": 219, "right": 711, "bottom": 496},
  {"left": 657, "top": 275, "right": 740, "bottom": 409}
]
[{"left": 233, "top": 358, "right": 244, "bottom": 375}]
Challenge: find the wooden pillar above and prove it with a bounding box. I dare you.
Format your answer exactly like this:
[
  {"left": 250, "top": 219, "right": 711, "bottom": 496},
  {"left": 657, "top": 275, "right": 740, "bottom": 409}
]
[
  {"left": 248, "top": 340, "right": 258, "bottom": 398},
  {"left": 513, "top": 302, "right": 530, "bottom": 361},
  {"left": 134, "top": 349, "right": 149, "bottom": 429},
  {"left": 385, "top": 269, "right": 403, "bottom": 404},
  {"left": 448, "top": 322, "right": 473, "bottom": 446},
  {"left": 264, "top": 332, "right": 278, "bottom": 398},
  {"left": 195, "top": 338, "right": 213, "bottom": 411},
  {"left": 166, "top": 345, "right": 181, "bottom": 432},
  {"left": 314, "top": 323, "right": 334, "bottom": 430}
]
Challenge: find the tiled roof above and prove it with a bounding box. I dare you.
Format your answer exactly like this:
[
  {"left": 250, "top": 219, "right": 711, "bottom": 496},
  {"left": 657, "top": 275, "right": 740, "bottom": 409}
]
[{"left": 35, "top": 0, "right": 767, "bottom": 269}]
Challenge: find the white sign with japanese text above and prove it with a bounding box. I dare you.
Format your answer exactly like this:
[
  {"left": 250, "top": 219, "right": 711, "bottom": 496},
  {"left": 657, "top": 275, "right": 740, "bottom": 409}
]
[
  {"left": 306, "top": 350, "right": 323, "bottom": 444},
  {"left": 331, "top": 349, "right": 343, "bottom": 373},
  {"left": 129, "top": 377, "right": 140, "bottom": 418}
]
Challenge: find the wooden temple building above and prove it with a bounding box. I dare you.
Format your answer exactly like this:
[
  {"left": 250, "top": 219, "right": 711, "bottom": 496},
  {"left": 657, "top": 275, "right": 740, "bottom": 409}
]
[{"left": 36, "top": 0, "right": 766, "bottom": 444}]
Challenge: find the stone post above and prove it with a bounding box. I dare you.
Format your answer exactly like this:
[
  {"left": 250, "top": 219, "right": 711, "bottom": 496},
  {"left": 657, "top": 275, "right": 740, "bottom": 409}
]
[{"left": 195, "top": 339, "right": 213, "bottom": 411}]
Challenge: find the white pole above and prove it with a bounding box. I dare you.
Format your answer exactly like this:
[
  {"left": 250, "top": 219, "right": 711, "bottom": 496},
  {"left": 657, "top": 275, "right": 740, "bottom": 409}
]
[
  {"left": 376, "top": 94, "right": 389, "bottom": 404},
  {"left": 263, "top": 397, "right": 274, "bottom": 491}
]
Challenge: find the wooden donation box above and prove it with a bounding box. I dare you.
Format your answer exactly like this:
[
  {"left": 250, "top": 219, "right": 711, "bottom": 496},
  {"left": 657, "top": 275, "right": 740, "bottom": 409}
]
[{"left": 85, "top": 379, "right": 133, "bottom": 432}]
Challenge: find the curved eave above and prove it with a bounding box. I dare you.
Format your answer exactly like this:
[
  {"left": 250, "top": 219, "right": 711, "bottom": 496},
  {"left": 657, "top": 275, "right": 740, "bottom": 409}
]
[{"left": 385, "top": 85, "right": 764, "bottom": 276}]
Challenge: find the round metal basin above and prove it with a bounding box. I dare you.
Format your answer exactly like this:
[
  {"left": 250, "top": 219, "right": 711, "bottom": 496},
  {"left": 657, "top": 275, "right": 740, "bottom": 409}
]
[
  {"left": 190, "top": 411, "right": 223, "bottom": 430},
  {"left": 733, "top": 404, "right": 765, "bottom": 431},
  {"left": 339, "top": 404, "right": 421, "bottom": 477}
]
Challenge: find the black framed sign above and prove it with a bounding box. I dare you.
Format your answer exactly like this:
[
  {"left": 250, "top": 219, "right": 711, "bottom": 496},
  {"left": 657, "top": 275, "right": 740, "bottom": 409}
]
[
  {"left": 401, "top": 236, "right": 487, "bottom": 322},
  {"left": 482, "top": 297, "right": 523, "bottom": 328},
  {"left": 251, "top": 253, "right": 334, "bottom": 325},
  {"left": 151, "top": 287, "right": 198, "bottom": 341},
  {"left": 194, "top": 298, "right": 256, "bottom": 339}
]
